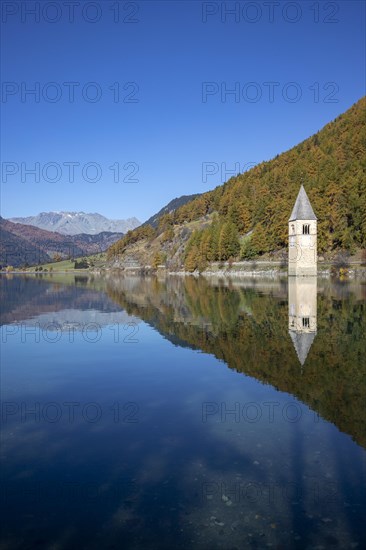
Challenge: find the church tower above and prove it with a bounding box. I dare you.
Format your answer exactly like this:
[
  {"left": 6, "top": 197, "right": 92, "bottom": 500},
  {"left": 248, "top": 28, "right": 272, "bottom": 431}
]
[{"left": 288, "top": 185, "right": 317, "bottom": 276}]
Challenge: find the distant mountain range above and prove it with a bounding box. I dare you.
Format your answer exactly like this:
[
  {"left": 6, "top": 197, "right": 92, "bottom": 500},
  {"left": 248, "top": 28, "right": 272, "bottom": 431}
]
[
  {"left": 0, "top": 217, "right": 124, "bottom": 267},
  {"left": 9, "top": 211, "right": 141, "bottom": 236}
]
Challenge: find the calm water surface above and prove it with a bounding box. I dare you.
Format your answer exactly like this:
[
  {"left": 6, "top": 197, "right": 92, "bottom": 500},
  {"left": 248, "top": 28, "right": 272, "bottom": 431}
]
[{"left": 1, "top": 274, "right": 365, "bottom": 549}]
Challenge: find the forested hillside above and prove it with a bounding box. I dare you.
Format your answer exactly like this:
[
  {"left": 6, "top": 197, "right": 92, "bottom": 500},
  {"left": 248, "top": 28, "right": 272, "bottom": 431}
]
[
  {"left": 108, "top": 98, "right": 366, "bottom": 270},
  {"left": 142, "top": 194, "right": 199, "bottom": 228}
]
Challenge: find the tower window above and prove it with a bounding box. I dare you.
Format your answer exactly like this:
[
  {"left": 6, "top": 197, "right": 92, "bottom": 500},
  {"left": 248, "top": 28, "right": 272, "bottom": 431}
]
[
  {"left": 302, "top": 224, "right": 310, "bottom": 235},
  {"left": 302, "top": 317, "right": 310, "bottom": 328}
]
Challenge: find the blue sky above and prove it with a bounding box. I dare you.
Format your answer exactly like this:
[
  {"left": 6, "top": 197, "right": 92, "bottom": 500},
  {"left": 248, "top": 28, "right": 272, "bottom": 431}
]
[{"left": 1, "top": 0, "right": 365, "bottom": 222}]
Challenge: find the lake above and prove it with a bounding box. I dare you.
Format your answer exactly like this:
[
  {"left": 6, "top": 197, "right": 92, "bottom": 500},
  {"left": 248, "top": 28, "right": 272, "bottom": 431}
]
[{"left": 1, "top": 273, "right": 365, "bottom": 549}]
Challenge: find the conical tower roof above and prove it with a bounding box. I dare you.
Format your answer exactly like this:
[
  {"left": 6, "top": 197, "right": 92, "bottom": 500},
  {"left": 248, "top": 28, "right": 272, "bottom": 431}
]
[
  {"left": 289, "top": 331, "right": 316, "bottom": 366},
  {"left": 289, "top": 185, "right": 317, "bottom": 221}
]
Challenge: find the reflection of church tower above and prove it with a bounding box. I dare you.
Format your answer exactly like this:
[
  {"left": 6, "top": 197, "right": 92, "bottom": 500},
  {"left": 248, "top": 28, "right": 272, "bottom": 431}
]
[
  {"left": 288, "top": 185, "right": 317, "bottom": 276},
  {"left": 288, "top": 277, "right": 317, "bottom": 367}
]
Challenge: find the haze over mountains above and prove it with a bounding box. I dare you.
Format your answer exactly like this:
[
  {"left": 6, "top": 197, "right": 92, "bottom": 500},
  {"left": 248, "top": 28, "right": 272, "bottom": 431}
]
[{"left": 9, "top": 211, "right": 141, "bottom": 236}]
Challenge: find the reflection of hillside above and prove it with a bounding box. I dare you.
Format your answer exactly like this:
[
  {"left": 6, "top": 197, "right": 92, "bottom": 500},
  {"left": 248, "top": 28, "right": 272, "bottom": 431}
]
[
  {"left": 2, "top": 273, "right": 364, "bottom": 446},
  {"left": 0, "top": 274, "right": 135, "bottom": 327},
  {"left": 105, "top": 275, "right": 366, "bottom": 448}
]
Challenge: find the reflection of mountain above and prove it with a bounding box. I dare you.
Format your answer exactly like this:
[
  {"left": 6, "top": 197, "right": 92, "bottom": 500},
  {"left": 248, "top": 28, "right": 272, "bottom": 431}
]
[
  {"left": 0, "top": 275, "right": 137, "bottom": 327},
  {"left": 16, "top": 308, "right": 137, "bottom": 331},
  {"left": 104, "top": 275, "right": 366, "bottom": 448},
  {"left": 288, "top": 277, "right": 317, "bottom": 367}
]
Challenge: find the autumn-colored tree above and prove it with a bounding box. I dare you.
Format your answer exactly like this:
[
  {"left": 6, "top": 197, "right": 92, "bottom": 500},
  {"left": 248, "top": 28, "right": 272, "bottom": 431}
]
[
  {"left": 158, "top": 213, "right": 174, "bottom": 233},
  {"left": 200, "top": 229, "right": 213, "bottom": 262},
  {"left": 152, "top": 252, "right": 163, "bottom": 269},
  {"left": 251, "top": 223, "right": 269, "bottom": 255},
  {"left": 240, "top": 236, "right": 256, "bottom": 260},
  {"left": 161, "top": 226, "right": 174, "bottom": 243},
  {"left": 218, "top": 222, "right": 240, "bottom": 260},
  {"left": 185, "top": 245, "right": 199, "bottom": 271}
]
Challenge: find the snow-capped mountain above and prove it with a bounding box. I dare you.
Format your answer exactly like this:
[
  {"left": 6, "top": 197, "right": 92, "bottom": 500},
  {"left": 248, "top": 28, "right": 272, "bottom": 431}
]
[{"left": 9, "top": 212, "right": 141, "bottom": 236}]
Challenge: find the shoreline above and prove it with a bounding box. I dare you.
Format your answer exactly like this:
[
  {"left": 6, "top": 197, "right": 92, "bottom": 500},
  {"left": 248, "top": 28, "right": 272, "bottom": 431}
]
[{"left": 3, "top": 262, "right": 366, "bottom": 279}]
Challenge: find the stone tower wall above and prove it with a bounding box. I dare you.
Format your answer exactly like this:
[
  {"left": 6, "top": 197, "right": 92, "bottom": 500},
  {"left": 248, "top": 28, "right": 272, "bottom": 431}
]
[{"left": 288, "top": 219, "right": 317, "bottom": 276}]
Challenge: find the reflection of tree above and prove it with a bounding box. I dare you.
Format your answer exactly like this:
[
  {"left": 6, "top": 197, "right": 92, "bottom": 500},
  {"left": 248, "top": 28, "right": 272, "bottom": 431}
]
[{"left": 106, "top": 276, "right": 366, "bottom": 448}]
